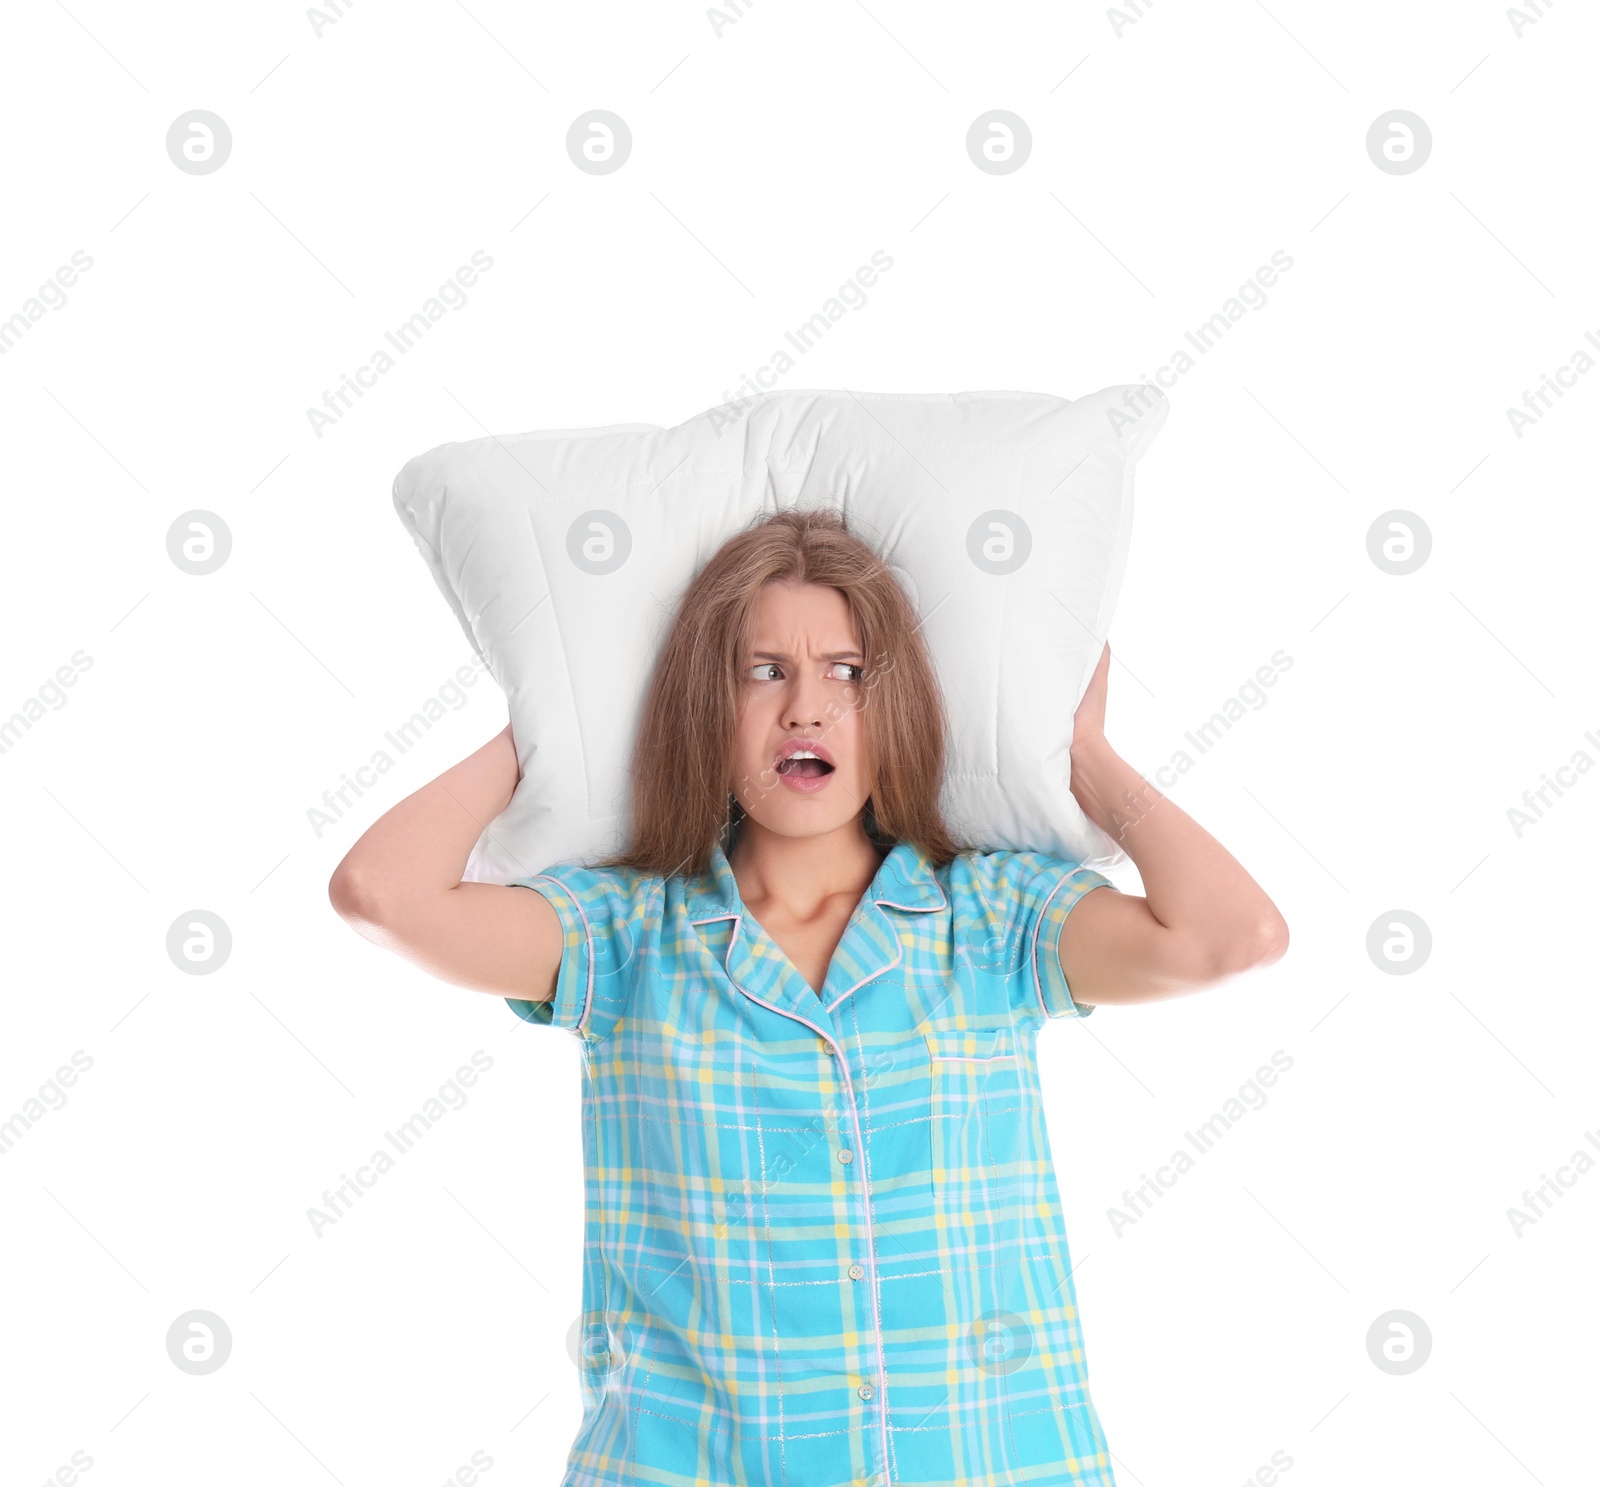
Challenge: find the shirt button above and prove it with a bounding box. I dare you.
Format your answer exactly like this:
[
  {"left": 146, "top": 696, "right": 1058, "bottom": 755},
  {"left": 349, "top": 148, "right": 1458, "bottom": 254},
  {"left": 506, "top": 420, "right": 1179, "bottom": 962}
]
[
  {"left": 857, "top": 1382, "right": 874, "bottom": 1400},
  {"left": 838, "top": 1148, "right": 853, "bottom": 1164},
  {"left": 821, "top": 1039, "right": 836, "bottom": 1055},
  {"left": 848, "top": 1263, "right": 865, "bottom": 1280}
]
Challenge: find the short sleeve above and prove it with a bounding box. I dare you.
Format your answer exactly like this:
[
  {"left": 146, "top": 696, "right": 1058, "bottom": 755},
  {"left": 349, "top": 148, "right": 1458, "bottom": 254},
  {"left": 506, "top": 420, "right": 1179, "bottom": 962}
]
[
  {"left": 504, "top": 861, "right": 657, "bottom": 1043},
  {"left": 958, "top": 850, "right": 1119, "bottom": 1026},
  {"left": 1031, "top": 857, "right": 1118, "bottom": 1021}
]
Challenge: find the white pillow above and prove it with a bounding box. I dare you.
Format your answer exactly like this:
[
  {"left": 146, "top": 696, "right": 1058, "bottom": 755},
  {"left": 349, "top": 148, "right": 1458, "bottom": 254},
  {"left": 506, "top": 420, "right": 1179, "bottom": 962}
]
[{"left": 391, "top": 385, "right": 1168, "bottom": 882}]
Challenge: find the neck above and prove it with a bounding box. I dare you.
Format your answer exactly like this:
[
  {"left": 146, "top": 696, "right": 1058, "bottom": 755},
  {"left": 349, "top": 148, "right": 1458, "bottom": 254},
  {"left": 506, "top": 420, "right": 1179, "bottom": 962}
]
[{"left": 726, "top": 819, "right": 887, "bottom": 917}]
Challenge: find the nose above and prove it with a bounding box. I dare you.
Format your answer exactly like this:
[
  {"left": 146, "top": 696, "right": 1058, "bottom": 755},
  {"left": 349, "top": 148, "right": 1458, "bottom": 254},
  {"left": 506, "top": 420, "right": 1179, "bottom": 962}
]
[{"left": 784, "top": 668, "right": 827, "bottom": 731}]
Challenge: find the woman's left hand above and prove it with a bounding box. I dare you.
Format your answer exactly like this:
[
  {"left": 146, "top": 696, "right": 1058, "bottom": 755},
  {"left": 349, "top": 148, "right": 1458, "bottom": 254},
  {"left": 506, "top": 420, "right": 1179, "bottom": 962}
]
[
  {"left": 1060, "top": 635, "right": 1291, "bottom": 1007},
  {"left": 1072, "top": 642, "right": 1110, "bottom": 754}
]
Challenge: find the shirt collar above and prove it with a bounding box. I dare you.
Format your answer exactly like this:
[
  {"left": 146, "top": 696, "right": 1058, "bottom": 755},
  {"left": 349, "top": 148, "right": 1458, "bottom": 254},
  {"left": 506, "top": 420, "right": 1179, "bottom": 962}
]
[{"left": 682, "top": 837, "right": 947, "bottom": 1023}]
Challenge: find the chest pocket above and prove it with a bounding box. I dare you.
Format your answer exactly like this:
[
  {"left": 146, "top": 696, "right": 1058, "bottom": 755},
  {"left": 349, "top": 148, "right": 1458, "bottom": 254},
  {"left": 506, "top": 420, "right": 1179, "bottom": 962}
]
[{"left": 922, "top": 1024, "right": 1030, "bottom": 1179}]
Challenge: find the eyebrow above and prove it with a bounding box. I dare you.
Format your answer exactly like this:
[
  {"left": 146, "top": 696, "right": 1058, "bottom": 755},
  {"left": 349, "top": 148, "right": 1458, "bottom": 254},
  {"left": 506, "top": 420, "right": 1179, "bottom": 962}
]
[{"left": 750, "top": 650, "right": 864, "bottom": 663}]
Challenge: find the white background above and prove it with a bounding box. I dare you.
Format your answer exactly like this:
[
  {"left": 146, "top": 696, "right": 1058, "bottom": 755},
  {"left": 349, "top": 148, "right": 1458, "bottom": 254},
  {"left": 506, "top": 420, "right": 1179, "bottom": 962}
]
[{"left": 2, "top": 1, "right": 1596, "bottom": 1484}]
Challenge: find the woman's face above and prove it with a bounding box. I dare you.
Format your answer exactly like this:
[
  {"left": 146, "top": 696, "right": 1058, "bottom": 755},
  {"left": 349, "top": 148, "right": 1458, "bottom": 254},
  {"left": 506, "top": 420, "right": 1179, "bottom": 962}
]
[{"left": 730, "top": 579, "right": 877, "bottom": 841}]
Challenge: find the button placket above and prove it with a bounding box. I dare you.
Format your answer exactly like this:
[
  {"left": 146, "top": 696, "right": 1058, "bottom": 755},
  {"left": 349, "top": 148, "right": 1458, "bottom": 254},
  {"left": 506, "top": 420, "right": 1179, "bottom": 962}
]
[{"left": 709, "top": 924, "right": 902, "bottom": 1482}]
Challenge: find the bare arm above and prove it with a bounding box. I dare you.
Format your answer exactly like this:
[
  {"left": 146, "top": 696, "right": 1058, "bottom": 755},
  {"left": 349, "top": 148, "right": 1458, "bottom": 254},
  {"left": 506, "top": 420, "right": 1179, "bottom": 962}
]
[
  {"left": 326, "top": 720, "right": 563, "bottom": 1002},
  {"left": 1060, "top": 644, "right": 1290, "bottom": 1008}
]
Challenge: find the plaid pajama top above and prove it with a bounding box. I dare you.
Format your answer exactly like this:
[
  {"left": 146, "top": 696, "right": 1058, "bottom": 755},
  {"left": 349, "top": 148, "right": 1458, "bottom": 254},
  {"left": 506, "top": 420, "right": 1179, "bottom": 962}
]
[{"left": 507, "top": 838, "right": 1121, "bottom": 1487}]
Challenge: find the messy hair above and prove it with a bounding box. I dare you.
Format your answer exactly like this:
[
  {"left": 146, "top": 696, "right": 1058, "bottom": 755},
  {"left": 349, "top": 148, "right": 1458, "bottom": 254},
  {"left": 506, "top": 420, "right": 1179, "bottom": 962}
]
[{"left": 593, "top": 506, "right": 971, "bottom": 880}]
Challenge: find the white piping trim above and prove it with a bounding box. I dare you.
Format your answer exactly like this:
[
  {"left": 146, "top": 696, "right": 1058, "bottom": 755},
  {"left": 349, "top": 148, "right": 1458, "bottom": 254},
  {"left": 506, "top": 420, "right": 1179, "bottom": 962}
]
[
  {"left": 1032, "top": 869, "right": 1110, "bottom": 1021},
  {"left": 523, "top": 875, "right": 595, "bottom": 1037},
  {"left": 716, "top": 971, "right": 895, "bottom": 1483}
]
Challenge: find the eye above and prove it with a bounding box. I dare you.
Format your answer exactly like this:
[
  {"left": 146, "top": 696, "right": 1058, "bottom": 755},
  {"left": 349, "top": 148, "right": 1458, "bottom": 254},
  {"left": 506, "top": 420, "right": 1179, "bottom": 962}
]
[{"left": 745, "top": 661, "right": 865, "bottom": 683}]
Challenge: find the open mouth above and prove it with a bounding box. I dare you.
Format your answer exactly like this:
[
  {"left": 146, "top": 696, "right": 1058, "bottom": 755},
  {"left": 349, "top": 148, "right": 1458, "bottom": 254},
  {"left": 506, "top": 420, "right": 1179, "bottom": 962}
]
[{"left": 776, "top": 754, "right": 835, "bottom": 779}]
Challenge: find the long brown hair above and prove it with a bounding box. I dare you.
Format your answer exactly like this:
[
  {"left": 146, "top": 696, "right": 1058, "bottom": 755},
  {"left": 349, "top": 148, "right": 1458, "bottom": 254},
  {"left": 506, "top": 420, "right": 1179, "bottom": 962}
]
[{"left": 593, "top": 506, "right": 972, "bottom": 880}]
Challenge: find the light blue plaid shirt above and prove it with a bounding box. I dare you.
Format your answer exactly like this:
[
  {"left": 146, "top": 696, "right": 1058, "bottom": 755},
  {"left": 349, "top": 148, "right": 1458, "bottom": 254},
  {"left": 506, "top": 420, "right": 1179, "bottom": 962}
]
[{"left": 508, "top": 837, "right": 1120, "bottom": 1487}]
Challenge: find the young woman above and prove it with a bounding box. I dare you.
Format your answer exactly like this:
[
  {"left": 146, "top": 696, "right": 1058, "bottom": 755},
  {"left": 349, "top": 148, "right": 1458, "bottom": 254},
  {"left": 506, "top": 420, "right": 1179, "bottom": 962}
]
[{"left": 330, "top": 508, "right": 1288, "bottom": 1487}]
